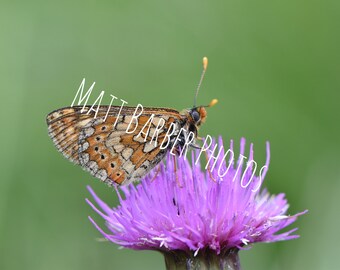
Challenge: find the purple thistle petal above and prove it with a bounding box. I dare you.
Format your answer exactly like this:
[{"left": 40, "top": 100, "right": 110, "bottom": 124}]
[{"left": 86, "top": 137, "right": 306, "bottom": 254}]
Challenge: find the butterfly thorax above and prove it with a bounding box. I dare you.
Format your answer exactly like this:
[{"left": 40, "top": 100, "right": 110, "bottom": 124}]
[{"left": 179, "top": 106, "right": 207, "bottom": 136}]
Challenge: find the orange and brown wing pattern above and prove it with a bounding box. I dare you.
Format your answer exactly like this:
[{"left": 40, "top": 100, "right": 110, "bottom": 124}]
[
  {"left": 46, "top": 107, "right": 93, "bottom": 164},
  {"left": 46, "top": 106, "right": 184, "bottom": 185}
]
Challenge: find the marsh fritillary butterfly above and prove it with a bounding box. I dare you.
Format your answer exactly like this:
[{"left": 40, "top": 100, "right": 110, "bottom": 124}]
[{"left": 46, "top": 57, "right": 217, "bottom": 186}]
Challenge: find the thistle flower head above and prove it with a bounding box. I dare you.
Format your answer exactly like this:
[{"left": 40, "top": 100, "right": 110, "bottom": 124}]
[{"left": 86, "top": 137, "right": 306, "bottom": 255}]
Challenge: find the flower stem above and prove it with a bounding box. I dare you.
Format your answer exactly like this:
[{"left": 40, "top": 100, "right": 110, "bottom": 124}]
[{"left": 162, "top": 248, "right": 241, "bottom": 270}]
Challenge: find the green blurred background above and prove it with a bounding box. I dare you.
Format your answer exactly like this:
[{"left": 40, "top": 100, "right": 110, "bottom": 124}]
[{"left": 1, "top": 0, "right": 339, "bottom": 269}]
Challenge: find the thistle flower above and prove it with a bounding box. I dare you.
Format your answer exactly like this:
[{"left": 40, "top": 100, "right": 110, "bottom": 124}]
[{"left": 86, "top": 137, "right": 307, "bottom": 270}]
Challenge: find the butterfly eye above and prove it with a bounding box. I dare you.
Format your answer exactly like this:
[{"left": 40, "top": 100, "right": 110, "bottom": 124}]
[{"left": 191, "top": 110, "right": 200, "bottom": 123}]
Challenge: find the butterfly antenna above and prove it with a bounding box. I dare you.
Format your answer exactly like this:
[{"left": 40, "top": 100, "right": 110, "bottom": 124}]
[{"left": 194, "top": 57, "right": 208, "bottom": 107}]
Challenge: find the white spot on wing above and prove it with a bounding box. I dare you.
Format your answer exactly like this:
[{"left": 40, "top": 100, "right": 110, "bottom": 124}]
[
  {"left": 152, "top": 117, "right": 163, "bottom": 126},
  {"left": 116, "top": 122, "right": 128, "bottom": 131},
  {"left": 87, "top": 161, "right": 98, "bottom": 173},
  {"left": 80, "top": 153, "right": 90, "bottom": 164},
  {"left": 106, "top": 131, "right": 126, "bottom": 147},
  {"left": 96, "top": 169, "right": 108, "bottom": 181},
  {"left": 79, "top": 141, "right": 89, "bottom": 152},
  {"left": 124, "top": 116, "right": 132, "bottom": 124},
  {"left": 84, "top": 127, "right": 95, "bottom": 136},
  {"left": 122, "top": 148, "right": 133, "bottom": 160},
  {"left": 148, "top": 127, "right": 156, "bottom": 137},
  {"left": 78, "top": 119, "right": 93, "bottom": 127},
  {"left": 114, "top": 144, "right": 124, "bottom": 153},
  {"left": 122, "top": 160, "right": 135, "bottom": 173},
  {"left": 144, "top": 142, "right": 157, "bottom": 153},
  {"left": 133, "top": 135, "right": 144, "bottom": 143},
  {"left": 80, "top": 127, "right": 95, "bottom": 140}
]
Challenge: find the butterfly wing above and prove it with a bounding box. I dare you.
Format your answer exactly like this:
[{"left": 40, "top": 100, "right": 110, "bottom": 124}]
[{"left": 46, "top": 106, "right": 184, "bottom": 185}]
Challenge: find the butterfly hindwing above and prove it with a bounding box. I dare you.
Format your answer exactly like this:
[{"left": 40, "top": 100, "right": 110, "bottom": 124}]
[{"left": 47, "top": 106, "right": 184, "bottom": 185}]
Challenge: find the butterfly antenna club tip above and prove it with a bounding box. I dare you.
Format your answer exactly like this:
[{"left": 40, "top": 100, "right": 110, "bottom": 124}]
[
  {"left": 203, "top": 57, "right": 208, "bottom": 71},
  {"left": 194, "top": 56, "right": 209, "bottom": 107},
  {"left": 208, "top": 99, "right": 218, "bottom": 107}
]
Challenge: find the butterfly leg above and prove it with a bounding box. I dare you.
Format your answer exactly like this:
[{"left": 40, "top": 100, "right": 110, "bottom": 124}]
[
  {"left": 195, "top": 136, "right": 217, "bottom": 182},
  {"left": 150, "top": 165, "right": 161, "bottom": 182},
  {"left": 173, "top": 155, "right": 183, "bottom": 188},
  {"left": 204, "top": 150, "right": 217, "bottom": 182},
  {"left": 191, "top": 143, "right": 201, "bottom": 150}
]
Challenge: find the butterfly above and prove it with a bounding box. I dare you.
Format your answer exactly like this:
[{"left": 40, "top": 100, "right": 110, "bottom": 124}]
[{"left": 46, "top": 57, "right": 217, "bottom": 186}]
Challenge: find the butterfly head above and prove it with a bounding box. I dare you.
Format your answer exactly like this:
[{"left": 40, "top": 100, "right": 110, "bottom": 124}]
[
  {"left": 189, "top": 107, "right": 207, "bottom": 126},
  {"left": 191, "top": 98, "right": 218, "bottom": 123}
]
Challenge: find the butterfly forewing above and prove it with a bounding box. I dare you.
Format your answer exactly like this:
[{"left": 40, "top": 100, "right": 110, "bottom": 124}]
[{"left": 47, "top": 106, "right": 184, "bottom": 185}]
